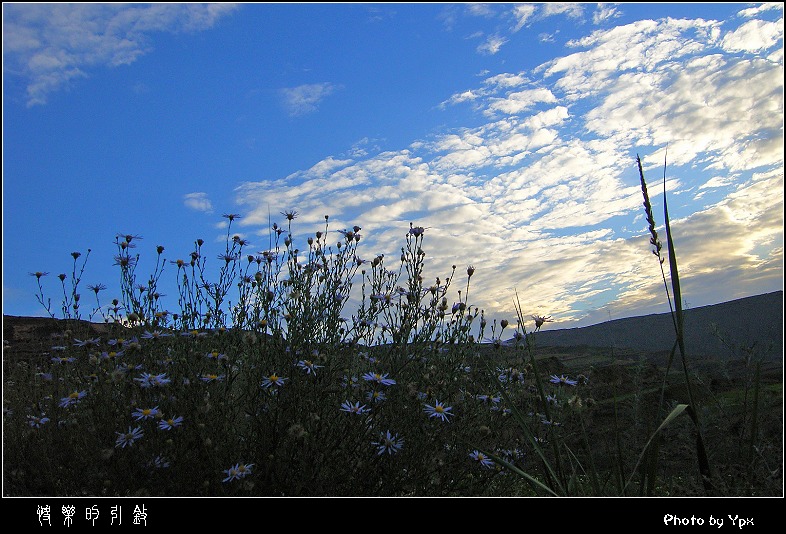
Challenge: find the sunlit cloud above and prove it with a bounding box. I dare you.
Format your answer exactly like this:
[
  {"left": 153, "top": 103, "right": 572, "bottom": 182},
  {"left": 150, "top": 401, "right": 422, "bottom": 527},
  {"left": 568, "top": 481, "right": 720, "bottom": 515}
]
[
  {"left": 232, "top": 12, "right": 783, "bottom": 327},
  {"left": 720, "top": 18, "right": 784, "bottom": 52},
  {"left": 2, "top": 3, "right": 239, "bottom": 107}
]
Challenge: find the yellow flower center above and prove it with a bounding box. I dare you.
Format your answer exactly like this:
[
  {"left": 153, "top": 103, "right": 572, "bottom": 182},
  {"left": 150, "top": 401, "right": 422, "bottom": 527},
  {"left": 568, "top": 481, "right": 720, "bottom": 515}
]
[{"left": 435, "top": 405, "right": 444, "bottom": 413}]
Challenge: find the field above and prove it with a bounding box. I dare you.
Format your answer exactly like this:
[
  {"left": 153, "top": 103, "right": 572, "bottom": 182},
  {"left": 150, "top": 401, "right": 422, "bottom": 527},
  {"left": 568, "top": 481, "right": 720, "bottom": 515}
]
[{"left": 3, "top": 311, "right": 782, "bottom": 497}]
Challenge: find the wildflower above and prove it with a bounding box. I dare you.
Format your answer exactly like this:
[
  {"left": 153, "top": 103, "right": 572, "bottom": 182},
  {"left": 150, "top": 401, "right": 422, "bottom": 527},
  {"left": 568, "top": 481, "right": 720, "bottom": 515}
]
[
  {"left": 201, "top": 373, "right": 225, "bottom": 383},
  {"left": 113, "top": 254, "right": 137, "bottom": 268},
  {"left": 366, "top": 389, "right": 387, "bottom": 403},
  {"left": 222, "top": 213, "right": 242, "bottom": 222},
  {"left": 141, "top": 330, "right": 171, "bottom": 340},
  {"left": 498, "top": 367, "right": 526, "bottom": 384},
  {"left": 372, "top": 430, "right": 404, "bottom": 456},
  {"left": 297, "top": 359, "right": 323, "bottom": 375},
  {"left": 546, "top": 393, "right": 559, "bottom": 406},
  {"left": 206, "top": 350, "right": 227, "bottom": 362},
  {"left": 100, "top": 350, "right": 124, "bottom": 361},
  {"left": 135, "top": 372, "right": 171, "bottom": 388},
  {"left": 117, "top": 233, "right": 142, "bottom": 245},
  {"left": 29, "top": 271, "right": 49, "bottom": 279},
  {"left": 361, "top": 371, "right": 396, "bottom": 387},
  {"left": 408, "top": 224, "right": 426, "bottom": 237},
  {"left": 260, "top": 373, "right": 287, "bottom": 389},
  {"left": 281, "top": 210, "right": 298, "bottom": 221},
  {"left": 341, "top": 375, "right": 360, "bottom": 389},
  {"left": 236, "top": 462, "right": 254, "bottom": 478},
  {"left": 340, "top": 400, "right": 370, "bottom": 415},
  {"left": 476, "top": 393, "right": 501, "bottom": 407},
  {"left": 370, "top": 293, "right": 392, "bottom": 304},
  {"left": 338, "top": 228, "right": 360, "bottom": 242},
  {"left": 73, "top": 337, "right": 101, "bottom": 347},
  {"left": 132, "top": 406, "right": 160, "bottom": 421},
  {"left": 222, "top": 462, "right": 253, "bottom": 483},
  {"left": 27, "top": 415, "right": 51, "bottom": 428},
  {"left": 51, "top": 355, "right": 76, "bottom": 364},
  {"left": 149, "top": 455, "right": 171, "bottom": 469},
  {"left": 549, "top": 374, "right": 578, "bottom": 387},
  {"left": 158, "top": 416, "right": 184, "bottom": 431},
  {"left": 424, "top": 400, "right": 454, "bottom": 422},
  {"left": 181, "top": 329, "right": 208, "bottom": 339},
  {"left": 59, "top": 390, "right": 87, "bottom": 408},
  {"left": 532, "top": 314, "right": 553, "bottom": 331},
  {"left": 223, "top": 464, "right": 241, "bottom": 483},
  {"left": 115, "top": 426, "right": 144, "bottom": 448},
  {"left": 87, "top": 283, "right": 107, "bottom": 294},
  {"left": 470, "top": 450, "right": 495, "bottom": 468},
  {"left": 217, "top": 253, "right": 240, "bottom": 263}
]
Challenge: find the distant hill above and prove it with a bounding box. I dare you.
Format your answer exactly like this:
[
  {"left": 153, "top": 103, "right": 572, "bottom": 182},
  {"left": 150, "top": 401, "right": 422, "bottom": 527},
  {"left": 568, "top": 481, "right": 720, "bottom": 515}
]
[{"left": 515, "top": 291, "right": 783, "bottom": 361}]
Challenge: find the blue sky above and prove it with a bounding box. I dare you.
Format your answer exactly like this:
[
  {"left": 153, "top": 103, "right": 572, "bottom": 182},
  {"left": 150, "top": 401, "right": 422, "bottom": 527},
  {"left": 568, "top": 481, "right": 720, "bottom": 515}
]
[{"left": 3, "top": 2, "right": 783, "bottom": 331}]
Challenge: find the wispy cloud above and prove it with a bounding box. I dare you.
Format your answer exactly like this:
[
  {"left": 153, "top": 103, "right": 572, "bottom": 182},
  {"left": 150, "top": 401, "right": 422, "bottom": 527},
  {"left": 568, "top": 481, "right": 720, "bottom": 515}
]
[
  {"left": 593, "top": 3, "right": 622, "bottom": 25},
  {"left": 184, "top": 192, "right": 214, "bottom": 214},
  {"left": 477, "top": 34, "right": 508, "bottom": 55},
  {"left": 2, "top": 3, "right": 239, "bottom": 107},
  {"left": 280, "top": 82, "right": 341, "bottom": 116},
  {"left": 232, "top": 14, "right": 783, "bottom": 327},
  {"left": 511, "top": 4, "right": 538, "bottom": 32}
]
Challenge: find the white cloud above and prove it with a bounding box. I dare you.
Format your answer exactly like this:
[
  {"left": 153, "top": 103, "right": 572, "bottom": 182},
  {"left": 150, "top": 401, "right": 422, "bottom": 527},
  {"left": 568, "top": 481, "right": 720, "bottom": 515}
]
[
  {"left": 280, "top": 82, "right": 340, "bottom": 116},
  {"left": 184, "top": 192, "right": 214, "bottom": 214},
  {"left": 485, "top": 87, "right": 558, "bottom": 115},
  {"left": 720, "top": 19, "right": 783, "bottom": 52},
  {"left": 737, "top": 3, "right": 784, "bottom": 18},
  {"left": 439, "top": 89, "right": 480, "bottom": 109},
  {"left": 2, "top": 3, "right": 239, "bottom": 107}
]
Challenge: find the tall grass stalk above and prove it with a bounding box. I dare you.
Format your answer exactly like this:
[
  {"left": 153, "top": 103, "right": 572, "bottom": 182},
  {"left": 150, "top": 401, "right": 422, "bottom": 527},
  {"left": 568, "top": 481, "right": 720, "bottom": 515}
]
[{"left": 637, "top": 154, "right": 715, "bottom": 495}]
